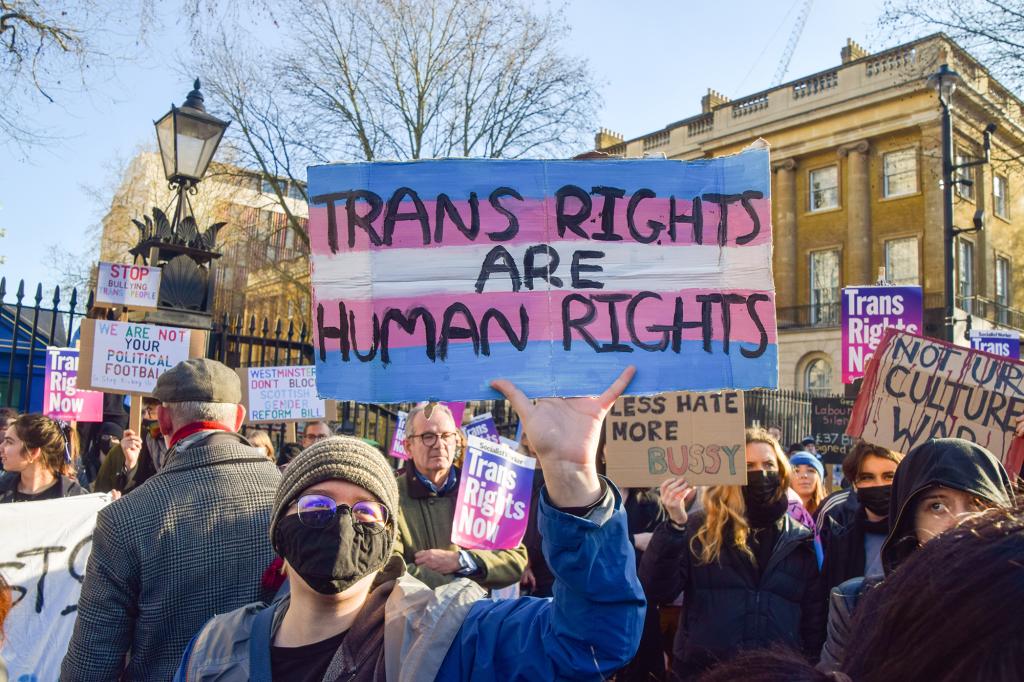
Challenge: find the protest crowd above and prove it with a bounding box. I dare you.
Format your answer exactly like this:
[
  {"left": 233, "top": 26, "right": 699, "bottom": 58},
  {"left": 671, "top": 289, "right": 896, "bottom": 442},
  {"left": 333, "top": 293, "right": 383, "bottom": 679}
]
[{"left": 0, "top": 349, "right": 1023, "bottom": 681}]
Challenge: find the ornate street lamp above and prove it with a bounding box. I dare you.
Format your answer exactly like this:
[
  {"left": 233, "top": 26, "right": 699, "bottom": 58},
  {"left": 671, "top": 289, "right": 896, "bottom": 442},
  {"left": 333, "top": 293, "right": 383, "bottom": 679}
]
[
  {"left": 154, "top": 79, "right": 230, "bottom": 188},
  {"left": 127, "top": 79, "right": 231, "bottom": 323}
]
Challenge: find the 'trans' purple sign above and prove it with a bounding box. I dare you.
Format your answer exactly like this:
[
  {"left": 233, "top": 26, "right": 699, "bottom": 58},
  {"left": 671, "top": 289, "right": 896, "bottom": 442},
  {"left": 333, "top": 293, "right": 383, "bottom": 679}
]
[
  {"left": 463, "top": 412, "right": 500, "bottom": 444},
  {"left": 451, "top": 435, "right": 535, "bottom": 550},
  {"left": 842, "top": 286, "right": 922, "bottom": 384}
]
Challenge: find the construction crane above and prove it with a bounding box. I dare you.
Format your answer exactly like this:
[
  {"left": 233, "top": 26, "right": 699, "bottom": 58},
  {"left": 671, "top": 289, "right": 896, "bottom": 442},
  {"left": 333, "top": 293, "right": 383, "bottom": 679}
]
[{"left": 773, "top": 0, "right": 814, "bottom": 85}]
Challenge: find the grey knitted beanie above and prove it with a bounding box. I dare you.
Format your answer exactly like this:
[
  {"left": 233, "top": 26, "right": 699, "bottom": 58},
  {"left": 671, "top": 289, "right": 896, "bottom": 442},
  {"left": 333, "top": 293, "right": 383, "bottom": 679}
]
[{"left": 269, "top": 436, "right": 400, "bottom": 549}]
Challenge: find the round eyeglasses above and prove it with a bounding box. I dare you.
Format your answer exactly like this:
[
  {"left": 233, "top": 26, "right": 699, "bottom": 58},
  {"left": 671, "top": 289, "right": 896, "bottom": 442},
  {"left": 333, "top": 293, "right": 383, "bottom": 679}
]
[
  {"left": 407, "top": 431, "right": 458, "bottom": 448},
  {"left": 296, "top": 494, "right": 390, "bottom": 528}
]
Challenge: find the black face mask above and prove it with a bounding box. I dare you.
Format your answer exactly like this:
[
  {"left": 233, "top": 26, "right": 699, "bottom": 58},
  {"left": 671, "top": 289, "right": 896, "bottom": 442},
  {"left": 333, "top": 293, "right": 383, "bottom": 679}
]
[
  {"left": 99, "top": 436, "right": 117, "bottom": 455},
  {"left": 857, "top": 484, "right": 892, "bottom": 517},
  {"left": 274, "top": 513, "right": 391, "bottom": 595},
  {"left": 743, "top": 470, "right": 788, "bottom": 526}
]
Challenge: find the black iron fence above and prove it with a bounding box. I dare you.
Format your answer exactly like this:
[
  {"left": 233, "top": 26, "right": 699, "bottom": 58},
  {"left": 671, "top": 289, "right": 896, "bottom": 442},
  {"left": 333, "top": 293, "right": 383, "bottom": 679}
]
[
  {"left": 0, "top": 278, "right": 92, "bottom": 410},
  {"left": 2, "top": 278, "right": 831, "bottom": 458}
]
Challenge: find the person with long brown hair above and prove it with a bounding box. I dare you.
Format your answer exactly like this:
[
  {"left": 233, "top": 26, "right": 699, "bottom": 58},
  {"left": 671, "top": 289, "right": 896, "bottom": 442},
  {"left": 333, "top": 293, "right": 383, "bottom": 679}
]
[
  {"left": 0, "top": 413, "right": 84, "bottom": 503},
  {"left": 639, "top": 427, "right": 826, "bottom": 679}
]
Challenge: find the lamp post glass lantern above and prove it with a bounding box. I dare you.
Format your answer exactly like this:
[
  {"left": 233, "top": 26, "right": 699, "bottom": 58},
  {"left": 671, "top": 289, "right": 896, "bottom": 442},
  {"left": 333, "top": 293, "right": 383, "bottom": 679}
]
[{"left": 154, "top": 79, "right": 230, "bottom": 186}]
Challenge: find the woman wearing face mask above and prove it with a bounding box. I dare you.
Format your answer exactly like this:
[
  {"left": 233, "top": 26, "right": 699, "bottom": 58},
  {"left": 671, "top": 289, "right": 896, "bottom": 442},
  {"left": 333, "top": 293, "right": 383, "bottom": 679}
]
[
  {"left": 0, "top": 414, "right": 84, "bottom": 503},
  {"left": 817, "top": 437, "right": 1014, "bottom": 673},
  {"left": 639, "top": 428, "right": 826, "bottom": 679}
]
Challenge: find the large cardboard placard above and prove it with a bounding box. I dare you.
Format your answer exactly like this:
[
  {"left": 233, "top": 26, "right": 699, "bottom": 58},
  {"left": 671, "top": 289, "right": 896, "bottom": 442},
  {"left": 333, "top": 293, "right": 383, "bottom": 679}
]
[
  {"left": 811, "top": 397, "right": 855, "bottom": 465},
  {"left": 0, "top": 494, "right": 111, "bottom": 680},
  {"left": 603, "top": 391, "right": 747, "bottom": 487},
  {"left": 94, "top": 261, "right": 162, "bottom": 309},
  {"left": 847, "top": 329, "right": 1024, "bottom": 474},
  {"left": 43, "top": 347, "right": 103, "bottom": 422},
  {"left": 451, "top": 435, "right": 535, "bottom": 550},
  {"left": 76, "top": 319, "right": 206, "bottom": 395},
  {"left": 238, "top": 365, "right": 337, "bottom": 423},
  {"left": 970, "top": 329, "right": 1020, "bottom": 359},
  {"left": 307, "top": 149, "right": 778, "bottom": 402},
  {"left": 841, "top": 285, "right": 922, "bottom": 383}
]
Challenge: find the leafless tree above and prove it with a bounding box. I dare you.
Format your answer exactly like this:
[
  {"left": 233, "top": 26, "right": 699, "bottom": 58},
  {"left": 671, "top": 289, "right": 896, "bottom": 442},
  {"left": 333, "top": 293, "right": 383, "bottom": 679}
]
[
  {"left": 881, "top": 1, "right": 1024, "bottom": 93},
  {"left": 192, "top": 0, "right": 600, "bottom": 307}
]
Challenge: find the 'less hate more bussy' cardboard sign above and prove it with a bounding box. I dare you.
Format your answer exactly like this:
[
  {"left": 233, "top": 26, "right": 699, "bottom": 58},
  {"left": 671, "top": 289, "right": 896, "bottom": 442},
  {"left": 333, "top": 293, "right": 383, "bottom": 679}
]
[
  {"left": 306, "top": 150, "right": 778, "bottom": 402},
  {"left": 603, "top": 391, "right": 747, "bottom": 487}
]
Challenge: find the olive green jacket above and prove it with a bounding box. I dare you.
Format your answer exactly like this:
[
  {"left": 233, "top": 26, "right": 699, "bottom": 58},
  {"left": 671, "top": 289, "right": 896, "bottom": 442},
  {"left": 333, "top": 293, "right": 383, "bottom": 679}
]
[{"left": 393, "top": 466, "right": 528, "bottom": 590}]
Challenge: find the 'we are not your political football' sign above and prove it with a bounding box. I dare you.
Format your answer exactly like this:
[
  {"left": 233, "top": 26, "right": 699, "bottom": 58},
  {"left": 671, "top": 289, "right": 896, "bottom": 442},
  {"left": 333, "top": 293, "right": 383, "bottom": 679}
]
[{"left": 307, "top": 149, "right": 778, "bottom": 401}]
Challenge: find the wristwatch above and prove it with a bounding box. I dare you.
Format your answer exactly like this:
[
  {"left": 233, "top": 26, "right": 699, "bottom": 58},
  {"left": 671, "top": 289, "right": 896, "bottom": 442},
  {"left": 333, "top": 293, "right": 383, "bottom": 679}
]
[{"left": 455, "top": 550, "right": 478, "bottom": 576}]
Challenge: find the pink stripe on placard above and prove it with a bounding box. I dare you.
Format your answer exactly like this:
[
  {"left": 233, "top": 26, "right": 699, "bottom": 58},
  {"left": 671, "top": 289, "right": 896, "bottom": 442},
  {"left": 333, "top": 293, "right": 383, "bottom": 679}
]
[
  {"left": 314, "top": 288, "right": 776, "bottom": 351},
  {"left": 308, "top": 197, "right": 771, "bottom": 255}
]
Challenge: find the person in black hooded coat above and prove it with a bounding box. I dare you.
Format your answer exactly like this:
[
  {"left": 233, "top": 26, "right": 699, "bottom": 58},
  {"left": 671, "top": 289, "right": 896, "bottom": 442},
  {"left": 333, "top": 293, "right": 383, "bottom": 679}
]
[
  {"left": 817, "top": 437, "right": 1015, "bottom": 672},
  {"left": 640, "top": 428, "right": 826, "bottom": 680}
]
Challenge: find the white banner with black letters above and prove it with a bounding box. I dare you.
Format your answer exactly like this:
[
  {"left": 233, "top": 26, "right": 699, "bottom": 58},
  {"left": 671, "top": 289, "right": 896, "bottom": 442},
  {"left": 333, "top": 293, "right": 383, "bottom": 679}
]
[{"left": 0, "top": 493, "right": 111, "bottom": 680}]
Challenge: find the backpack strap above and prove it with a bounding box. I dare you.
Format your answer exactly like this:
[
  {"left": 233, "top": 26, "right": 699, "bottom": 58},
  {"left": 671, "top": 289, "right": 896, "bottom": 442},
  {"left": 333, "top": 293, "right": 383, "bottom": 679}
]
[{"left": 249, "top": 601, "right": 277, "bottom": 682}]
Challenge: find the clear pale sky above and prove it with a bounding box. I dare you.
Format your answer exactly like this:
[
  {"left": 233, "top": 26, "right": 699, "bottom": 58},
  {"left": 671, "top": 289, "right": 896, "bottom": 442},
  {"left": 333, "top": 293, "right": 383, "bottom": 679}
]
[{"left": 0, "top": 0, "right": 892, "bottom": 293}]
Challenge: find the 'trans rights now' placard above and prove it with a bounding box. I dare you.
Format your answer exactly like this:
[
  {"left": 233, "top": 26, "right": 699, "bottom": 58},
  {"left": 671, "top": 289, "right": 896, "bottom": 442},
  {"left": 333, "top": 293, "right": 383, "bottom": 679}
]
[
  {"left": 451, "top": 435, "right": 535, "bottom": 550},
  {"left": 307, "top": 149, "right": 778, "bottom": 402},
  {"left": 841, "top": 285, "right": 922, "bottom": 384}
]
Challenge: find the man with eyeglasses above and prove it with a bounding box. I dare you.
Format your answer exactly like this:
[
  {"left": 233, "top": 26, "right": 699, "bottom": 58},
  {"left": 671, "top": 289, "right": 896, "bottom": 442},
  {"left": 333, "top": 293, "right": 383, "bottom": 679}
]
[
  {"left": 392, "top": 403, "right": 528, "bottom": 589},
  {"left": 176, "top": 367, "right": 645, "bottom": 681},
  {"left": 301, "top": 420, "right": 332, "bottom": 448}
]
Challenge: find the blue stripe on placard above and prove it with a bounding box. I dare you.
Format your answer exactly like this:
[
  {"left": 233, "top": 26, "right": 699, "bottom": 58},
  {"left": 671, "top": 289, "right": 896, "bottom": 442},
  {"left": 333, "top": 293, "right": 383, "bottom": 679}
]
[
  {"left": 306, "top": 149, "right": 770, "bottom": 207},
  {"left": 313, "top": 340, "right": 778, "bottom": 403}
]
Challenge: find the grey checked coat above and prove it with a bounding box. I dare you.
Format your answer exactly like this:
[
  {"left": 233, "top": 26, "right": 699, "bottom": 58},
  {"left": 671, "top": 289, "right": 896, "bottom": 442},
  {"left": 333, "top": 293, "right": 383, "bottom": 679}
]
[{"left": 60, "top": 430, "right": 281, "bottom": 682}]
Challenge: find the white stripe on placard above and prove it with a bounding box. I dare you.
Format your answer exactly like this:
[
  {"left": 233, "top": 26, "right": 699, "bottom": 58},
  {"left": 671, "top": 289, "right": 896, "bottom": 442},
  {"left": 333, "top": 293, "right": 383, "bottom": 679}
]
[{"left": 310, "top": 242, "right": 773, "bottom": 300}]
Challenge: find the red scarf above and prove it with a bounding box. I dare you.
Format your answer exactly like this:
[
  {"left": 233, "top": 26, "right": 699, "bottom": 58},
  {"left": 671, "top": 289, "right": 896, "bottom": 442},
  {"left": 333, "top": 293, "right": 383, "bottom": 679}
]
[{"left": 168, "top": 422, "right": 234, "bottom": 449}]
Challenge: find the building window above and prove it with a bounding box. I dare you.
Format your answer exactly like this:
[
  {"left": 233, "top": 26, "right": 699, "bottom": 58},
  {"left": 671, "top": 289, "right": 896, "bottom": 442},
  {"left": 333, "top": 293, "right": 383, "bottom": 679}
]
[
  {"left": 996, "top": 256, "right": 1011, "bottom": 323},
  {"left": 809, "top": 166, "right": 839, "bottom": 211},
  {"left": 958, "top": 238, "right": 975, "bottom": 303},
  {"left": 261, "top": 177, "right": 277, "bottom": 195},
  {"left": 994, "top": 174, "right": 1009, "bottom": 218},
  {"left": 288, "top": 182, "right": 305, "bottom": 201},
  {"left": 885, "top": 237, "right": 919, "bottom": 285},
  {"left": 805, "top": 358, "right": 833, "bottom": 397},
  {"left": 810, "top": 248, "right": 840, "bottom": 325},
  {"left": 955, "top": 150, "right": 975, "bottom": 200},
  {"left": 883, "top": 149, "right": 917, "bottom": 197}
]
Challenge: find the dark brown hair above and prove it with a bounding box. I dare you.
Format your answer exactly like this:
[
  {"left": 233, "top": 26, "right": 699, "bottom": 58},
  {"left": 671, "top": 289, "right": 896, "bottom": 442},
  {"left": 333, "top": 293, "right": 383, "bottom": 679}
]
[
  {"left": 12, "top": 413, "right": 77, "bottom": 478},
  {"left": 842, "top": 441, "right": 903, "bottom": 484}
]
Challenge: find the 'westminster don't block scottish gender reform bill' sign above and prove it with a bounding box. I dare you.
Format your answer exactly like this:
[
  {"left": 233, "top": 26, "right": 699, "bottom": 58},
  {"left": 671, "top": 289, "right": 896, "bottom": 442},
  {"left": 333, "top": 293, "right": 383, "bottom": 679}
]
[{"left": 307, "top": 149, "right": 778, "bottom": 401}]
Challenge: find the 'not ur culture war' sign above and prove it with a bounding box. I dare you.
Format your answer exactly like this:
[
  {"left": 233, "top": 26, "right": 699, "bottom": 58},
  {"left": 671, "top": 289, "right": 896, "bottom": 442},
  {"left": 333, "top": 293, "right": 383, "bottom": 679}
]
[
  {"left": 841, "top": 285, "right": 922, "bottom": 384},
  {"left": 847, "top": 329, "right": 1024, "bottom": 475},
  {"left": 307, "top": 149, "right": 778, "bottom": 402}
]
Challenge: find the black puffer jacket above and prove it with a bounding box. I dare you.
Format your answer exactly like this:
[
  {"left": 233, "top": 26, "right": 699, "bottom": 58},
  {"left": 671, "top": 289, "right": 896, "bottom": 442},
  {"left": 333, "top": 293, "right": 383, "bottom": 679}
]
[
  {"left": 817, "top": 489, "right": 871, "bottom": 592},
  {"left": 640, "top": 511, "right": 826, "bottom": 679},
  {"left": 818, "top": 438, "right": 1016, "bottom": 672}
]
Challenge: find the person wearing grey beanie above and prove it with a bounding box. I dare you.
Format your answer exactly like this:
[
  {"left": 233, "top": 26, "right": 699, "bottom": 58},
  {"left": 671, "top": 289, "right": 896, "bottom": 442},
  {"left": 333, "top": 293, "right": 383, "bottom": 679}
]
[{"left": 177, "top": 366, "right": 647, "bottom": 682}]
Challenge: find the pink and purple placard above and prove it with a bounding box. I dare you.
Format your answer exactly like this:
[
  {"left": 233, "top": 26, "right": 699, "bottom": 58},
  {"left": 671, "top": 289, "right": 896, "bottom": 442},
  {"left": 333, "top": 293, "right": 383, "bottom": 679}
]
[
  {"left": 43, "top": 348, "right": 103, "bottom": 422},
  {"left": 451, "top": 435, "right": 535, "bottom": 550},
  {"left": 307, "top": 151, "right": 778, "bottom": 402},
  {"left": 463, "top": 412, "right": 500, "bottom": 444},
  {"left": 841, "top": 286, "right": 922, "bottom": 384}
]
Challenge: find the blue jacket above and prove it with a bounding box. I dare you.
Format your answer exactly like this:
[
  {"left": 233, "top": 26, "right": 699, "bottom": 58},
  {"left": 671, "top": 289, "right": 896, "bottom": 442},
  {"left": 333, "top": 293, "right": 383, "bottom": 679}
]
[{"left": 176, "top": 480, "right": 646, "bottom": 681}]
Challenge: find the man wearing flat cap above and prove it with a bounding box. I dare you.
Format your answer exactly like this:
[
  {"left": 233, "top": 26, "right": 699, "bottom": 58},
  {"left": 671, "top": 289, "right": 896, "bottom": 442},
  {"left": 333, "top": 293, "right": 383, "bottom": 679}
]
[{"left": 62, "top": 358, "right": 282, "bottom": 682}]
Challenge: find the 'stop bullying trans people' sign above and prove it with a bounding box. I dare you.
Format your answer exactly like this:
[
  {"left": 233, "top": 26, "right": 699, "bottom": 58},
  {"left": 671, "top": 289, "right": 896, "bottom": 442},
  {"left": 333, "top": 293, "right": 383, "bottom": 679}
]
[
  {"left": 95, "top": 262, "right": 161, "bottom": 309},
  {"left": 307, "top": 149, "right": 778, "bottom": 402}
]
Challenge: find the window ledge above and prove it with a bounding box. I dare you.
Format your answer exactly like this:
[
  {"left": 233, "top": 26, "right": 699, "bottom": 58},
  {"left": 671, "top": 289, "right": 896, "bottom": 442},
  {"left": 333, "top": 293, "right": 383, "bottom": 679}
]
[
  {"left": 805, "top": 206, "right": 843, "bottom": 216},
  {"left": 879, "top": 191, "right": 921, "bottom": 203},
  {"left": 994, "top": 212, "right": 1012, "bottom": 224}
]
